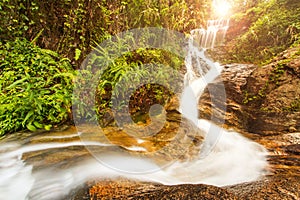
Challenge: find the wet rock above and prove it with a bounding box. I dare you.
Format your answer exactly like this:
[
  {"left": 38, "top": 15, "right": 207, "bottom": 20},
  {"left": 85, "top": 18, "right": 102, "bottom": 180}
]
[
  {"left": 4, "top": 46, "right": 299, "bottom": 199},
  {"left": 86, "top": 180, "right": 237, "bottom": 200},
  {"left": 275, "top": 46, "right": 300, "bottom": 77},
  {"left": 246, "top": 111, "right": 300, "bottom": 135},
  {"left": 198, "top": 63, "right": 257, "bottom": 130},
  {"left": 199, "top": 45, "right": 300, "bottom": 135},
  {"left": 242, "top": 45, "right": 300, "bottom": 135},
  {"left": 226, "top": 176, "right": 300, "bottom": 200},
  {"left": 80, "top": 132, "right": 300, "bottom": 200},
  {"left": 67, "top": 46, "right": 300, "bottom": 199},
  {"left": 283, "top": 144, "right": 300, "bottom": 156}
]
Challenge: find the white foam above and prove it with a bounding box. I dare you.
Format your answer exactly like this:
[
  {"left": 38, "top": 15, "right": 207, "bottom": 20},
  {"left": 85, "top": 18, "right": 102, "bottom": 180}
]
[{"left": 0, "top": 20, "right": 269, "bottom": 199}]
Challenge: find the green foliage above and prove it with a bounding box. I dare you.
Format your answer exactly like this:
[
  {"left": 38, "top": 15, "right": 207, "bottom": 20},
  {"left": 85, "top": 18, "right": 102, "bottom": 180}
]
[
  {"left": 0, "top": 0, "right": 39, "bottom": 40},
  {"left": 243, "top": 46, "right": 299, "bottom": 106},
  {"left": 0, "top": 38, "right": 74, "bottom": 135},
  {"left": 0, "top": 0, "right": 217, "bottom": 134},
  {"left": 243, "top": 84, "right": 268, "bottom": 105},
  {"left": 73, "top": 34, "right": 184, "bottom": 124},
  {"left": 285, "top": 99, "right": 300, "bottom": 112},
  {"left": 0, "top": 0, "right": 211, "bottom": 67},
  {"left": 243, "top": 62, "right": 286, "bottom": 105},
  {"left": 222, "top": 0, "right": 300, "bottom": 64}
]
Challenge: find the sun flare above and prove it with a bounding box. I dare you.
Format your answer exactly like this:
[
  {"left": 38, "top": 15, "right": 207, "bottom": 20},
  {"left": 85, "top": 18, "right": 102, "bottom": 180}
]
[{"left": 213, "top": 0, "right": 231, "bottom": 18}]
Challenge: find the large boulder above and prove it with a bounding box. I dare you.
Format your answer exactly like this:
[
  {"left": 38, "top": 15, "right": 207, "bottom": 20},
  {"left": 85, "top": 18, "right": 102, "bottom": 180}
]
[{"left": 199, "top": 45, "right": 300, "bottom": 135}]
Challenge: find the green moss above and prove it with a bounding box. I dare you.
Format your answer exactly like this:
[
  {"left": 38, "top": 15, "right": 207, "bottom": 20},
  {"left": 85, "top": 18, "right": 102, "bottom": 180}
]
[
  {"left": 243, "top": 62, "right": 286, "bottom": 105},
  {"left": 283, "top": 99, "right": 300, "bottom": 112}
]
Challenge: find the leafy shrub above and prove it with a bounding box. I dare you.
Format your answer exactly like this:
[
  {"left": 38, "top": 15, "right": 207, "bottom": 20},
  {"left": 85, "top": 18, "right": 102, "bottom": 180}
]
[
  {"left": 0, "top": 38, "right": 74, "bottom": 135},
  {"left": 0, "top": 0, "right": 211, "bottom": 67},
  {"left": 219, "top": 0, "right": 300, "bottom": 64},
  {"left": 73, "top": 34, "right": 184, "bottom": 125}
]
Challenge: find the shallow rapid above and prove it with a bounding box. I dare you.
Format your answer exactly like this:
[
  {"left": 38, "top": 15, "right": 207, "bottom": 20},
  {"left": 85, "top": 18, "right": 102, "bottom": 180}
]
[{"left": 0, "top": 18, "right": 268, "bottom": 200}]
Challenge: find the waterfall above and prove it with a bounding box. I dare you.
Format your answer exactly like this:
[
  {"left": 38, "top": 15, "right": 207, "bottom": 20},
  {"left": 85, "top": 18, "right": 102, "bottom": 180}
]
[
  {"left": 184, "top": 18, "right": 229, "bottom": 85},
  {"left": 191, "top": 19, "right": 229, "bottom": 49},
  {"left": 0, "top": 6, "right": 269, "bottom": 199},
  {"left": 182, "top": 17, "right": 228, "bottom": 126}
]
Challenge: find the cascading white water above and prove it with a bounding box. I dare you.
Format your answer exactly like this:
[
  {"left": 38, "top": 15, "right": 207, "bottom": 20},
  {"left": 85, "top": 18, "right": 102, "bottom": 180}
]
[
  {"left": 0, "top": 8, "right": 268, "bottom": 200},
  {"left": 190, "top": 19, "right": 229, "bottom": 49},
  {"left": 179, "top": 17, "right": 268, "bottom": 186},
  {"left": 0, "top": 129, "right": 268, "bottom": 200}
]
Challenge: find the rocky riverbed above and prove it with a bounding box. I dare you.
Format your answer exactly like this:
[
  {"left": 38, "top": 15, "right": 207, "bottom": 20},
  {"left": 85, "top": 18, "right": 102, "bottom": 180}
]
[
  {"left": 1, "top": 46, "right": 299, "bottom": 200},
  {"left": 69, "top": 46, "right": 300, "bottom": 199}
]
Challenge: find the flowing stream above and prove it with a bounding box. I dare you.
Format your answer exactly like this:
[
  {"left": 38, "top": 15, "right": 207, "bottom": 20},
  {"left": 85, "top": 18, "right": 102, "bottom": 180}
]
[{"left": 0, "top": 18, "right": 268, "bottom": 200}]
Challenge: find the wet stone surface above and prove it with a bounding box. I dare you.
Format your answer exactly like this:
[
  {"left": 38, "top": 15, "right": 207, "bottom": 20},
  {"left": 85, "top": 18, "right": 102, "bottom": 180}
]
[
  {"left": 1, "top": 47, "right": 300, "bottom": 199},
  {"left": 78, "top": 49, "right": 300, "bottom": 199}
]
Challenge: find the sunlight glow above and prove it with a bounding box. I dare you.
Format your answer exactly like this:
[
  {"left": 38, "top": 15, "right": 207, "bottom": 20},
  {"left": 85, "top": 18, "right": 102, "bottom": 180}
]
[{"left": 213, "top": 0, "right": 231, "bottom": 18}]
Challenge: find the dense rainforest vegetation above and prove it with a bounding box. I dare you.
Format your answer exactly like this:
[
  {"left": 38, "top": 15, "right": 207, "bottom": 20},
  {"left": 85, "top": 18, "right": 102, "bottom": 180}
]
[{"left": 0, "top": 0, "right": 299, "bottom": 136}]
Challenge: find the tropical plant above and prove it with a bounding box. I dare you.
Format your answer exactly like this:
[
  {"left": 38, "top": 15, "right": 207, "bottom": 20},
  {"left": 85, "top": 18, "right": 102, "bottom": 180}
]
[
  {"left": 220, "top": 0, "right": 300, "bottom": 64},
  {"left": 0, "top": 0, "right": 211, "bottom": 67},
  {"left": 73, "top": 33, "right": 184, "bottom": 125},
  {"left": 0, "top": 38, "right": 74, "bottom": 135}
]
